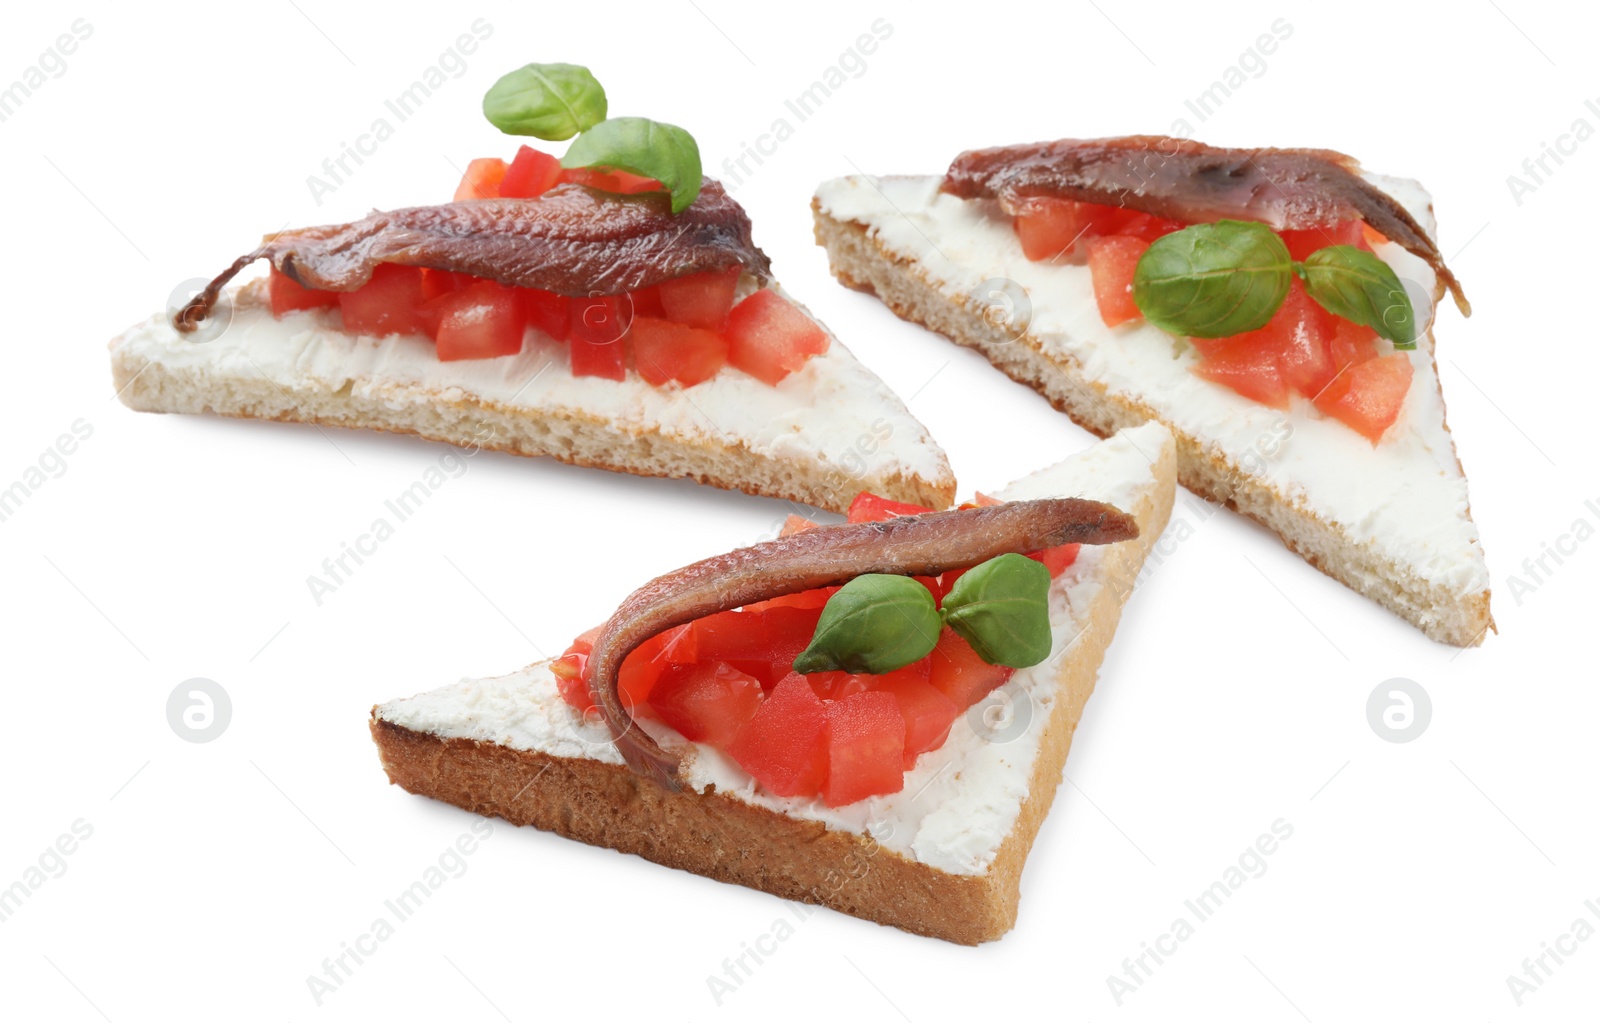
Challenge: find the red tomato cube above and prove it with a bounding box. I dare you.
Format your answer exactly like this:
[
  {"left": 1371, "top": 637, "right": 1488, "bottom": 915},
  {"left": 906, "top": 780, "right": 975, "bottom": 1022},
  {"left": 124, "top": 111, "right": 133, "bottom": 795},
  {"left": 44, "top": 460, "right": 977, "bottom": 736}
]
[
  {"left": 434, "top": 281, "right": 526, "bottom": 361},
  {"left": 419, "top": 268, "right": 469, "bottom": 302},
  {"left": 1086, "top": 235, "right": 1150, "bottom": 327},
  {"left": 454, "top": 157, "right": 507, "bottom": 202},
  {"left": 1328, "top": 318, "right": 1379, "bottom": 374},
  {"left": 846, "top": 492, "right": 933, "bottom": 523},
  {"left": 1279, "top": 220, "right": 1366, "bottom": 262},
  {"left": 499, "top": 146, "right": 563, "bottom": 199},
  {"left": 338, "top": 264, "right": 427, "bottom": 338},
  {"left": 806, "top": 671, "right": 871, "bottom": 702},
  {"left": 658, "top": 268, "right": 741, "bottom": 331},
  {"left": 1191, "top": 331, "right": 1292, "bottom": 409},
  {"left": 267, "top": 267, "right": 340, "bottom": 317},
  {"left": 1031, "top": 543, "right": 1080, "bottom": 577},
  {"left": 568, "top": 295, "right": 631, "bottom": 379},
  {"left": 1012, "top": 197, "right": 1099, "bottom": 260},
  {"left": 823, "top": 691, "right": 906, "bottom": 806},
  {"left": 522, "top": 289, "right": 571, "bottom": 342},
  {"left": 877, "top": 669, "right": 959, "bottom": 767},
  {"left": 1118, "top": 213, "right": 1185, "bottom": 243},
  {"left": 726, "top": 673, "right": 830, "bottom": 798},
  {"left": 629, "top": 285, "right": 666, "bottom": 318},
  {"left": 741, "top": 586, "right": 838, "bottom": 614},
  {"left": 927, "top": 627, "right": 1014, "bottom": 711},
  {"left": 629, "top": 316, "right": 729, "bottom": 387},
  {"left": 647, "top": 661, "right": 763, "bottom": 749},
  {"left": 1313, "top": 352, "right": 1413, "bottom": 443},
  {"left": 724, "top": 290, "right": 830, "bottom": 385}
]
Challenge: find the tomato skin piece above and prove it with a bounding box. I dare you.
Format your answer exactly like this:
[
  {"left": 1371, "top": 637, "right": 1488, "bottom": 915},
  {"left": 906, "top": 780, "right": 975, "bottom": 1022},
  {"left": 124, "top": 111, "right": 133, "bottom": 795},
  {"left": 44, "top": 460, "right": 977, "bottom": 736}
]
[
  {"left": 267, "top": 267, "right": 340, "bottom": 316},
  {"left": 927, "top": 626, "right": 1014, "bottom": 711},
  {"left": 499, "top": 145, "right": 563, "bottom": 199},
  {"left": 724, "top": 290, "right": 830, "bottom": 386},
  {"left": 648, "top": 661, "right": 763, "bottom": 749},
  {"left": 568, "top": 296, "right": 631, "bottom": 379},
  {"left": 822, "top": 691, "right": 906, "bottom": 806},
  {"left": 1313, "top": 351, "right": 1414, "bottom": 443},
  {"left": 338, "top": 264, "right": 428, "bottom": 338},
  {"left": 521, "top": 289, "right": 571, "bottom": 342},
  {"left": 1086, "top": 235, "right": 1150, "bottom": 327},
  {"left": 658, "top": 268, "right": 741, "bottom": 331},
  {"left": 629, "top": 316, "right": 729, "bottom": 387},
  {"left": 454, "top": 158, "right": 507, "bottom": 201},
  {"left": 726, "top": 673, "right": 830, "bottom": 798},
  {"left": 560, "top": 167, "right": 662, "bottom": 194},
  {"left": 434, "top": 281, "right": 526, "bottom": 361},
  {"left": 846, "top": 492, "right": 933, "bottom": 523}
]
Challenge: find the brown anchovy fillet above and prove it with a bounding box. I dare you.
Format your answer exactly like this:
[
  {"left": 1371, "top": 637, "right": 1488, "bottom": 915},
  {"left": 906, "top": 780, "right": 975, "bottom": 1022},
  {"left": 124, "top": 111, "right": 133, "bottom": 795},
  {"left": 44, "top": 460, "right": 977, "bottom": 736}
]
[
  {"left": 173, "top": 180, "right": 770, "bottom": 332},
  {"left": 941, "top": 135, "right": 1470, "bottom": 316},
  {"left": 587, "top": 498, "right": 1139, "bottom": 788}
]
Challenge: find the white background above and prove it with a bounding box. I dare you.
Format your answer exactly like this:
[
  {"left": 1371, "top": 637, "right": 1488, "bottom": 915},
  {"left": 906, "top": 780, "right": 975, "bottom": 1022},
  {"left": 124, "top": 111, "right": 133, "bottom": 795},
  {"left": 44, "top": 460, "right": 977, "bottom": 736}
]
[{"left": 2, "top": 1, "right": 1595, "bottom": 1019}]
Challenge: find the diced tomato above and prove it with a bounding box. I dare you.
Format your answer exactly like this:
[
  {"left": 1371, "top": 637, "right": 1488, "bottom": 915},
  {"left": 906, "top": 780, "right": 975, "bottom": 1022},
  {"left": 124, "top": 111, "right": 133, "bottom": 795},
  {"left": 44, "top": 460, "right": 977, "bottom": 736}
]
[
  {"left": 1266, "top": 282, "right": 1340, "bottom": 398},
  {"left": 1086, "top": 235, "right": 1150, "bottom": 327},
  {"left": 1313, "top": 352, "right": 1413, "bottom": 443},
  {"left": 568, "top": 296, "right": 631, "bottom": 379},
  {"left": 1012, "top": 197, "right": 1102, "bottom": 260},
  {"left": 806, "top": 671, "right": 871, "bottom": 702},
  {"left": 742, "top": 586, "right": 838, "bottom": 614},
  {"left": 629, "top": 316, "right": 728, "bottom": 387},
  {"left": 338, "top": 264, "right": 427, "bottom": 338},
  {"left": 419, "top": 268, "right": 469, "bottom": 302},
  {"left": 972, "top": 492, "right": 1003, "bottom": 507},
  {"left": 561, "top": 167, "right": 662, "bottom": 195},
  {"left": 499, "top": 146, "right": 563, "bottom": 199},
  {"left": 1117, "top": 213, "right": 1185, "bottom": 243},
  {"left": 927, "top": 626, "right": 1013, "bottom": 711},
  {"left": 726, "top": 673, "right": 830, "bottom": 798},
  {"left": 648, "top": 661, "right": 763, "bottom": 749},
  {"left": 267, "top": 267, "right": 340, "bottom": 316},
  {"left": 552, "top": 629, "right": 599, "bottom": 712},
  {"left": 434, "top": 281, "right": 526, "bottom": 361},
  {"left": 1279, "top": 220, "right": 1367, "bottom": 262},
  {"left": 521, "top": 289, "right": 571, "bottom": 342},
  {"left": 877, "top": 670, "right": 959, "bottom": 768},
  {"left": 658, "top": 268, "right": 741, "bottom": 331},
  {"left": 1031, "top": 543, "right": 1080, "bottom": 577},
  {"left": 724, "top": 290, "right": 830, "bottom": 385},
  {"left": 1191, "top": 330, "right": 1292, "bottom": 409},
  {"left": 616, "top": 631, "right": 677, "bottom": 709},
  {"left": 1361, "top": 224, "right": 1388, "bottom": 249},
  {"left": 454, "top": 158, "right": 507, "bottom": 202},
  {"left": 778, "top": 515, "right": 819, "bottom": 537},
  {"left": 691, "top": 605, "right": 823, "bottom": 686},
  {"left": 629, "top": 285, "right": 665, "bottom": 318},
  {"left": 846, "top": 492, "right": 933, "bottom": 523},
  {"left": 1328, "top": 318, "right": 1379, "bottom": 375},
  {"left": 823, "top": 691, "right": 905, "bottom": 806}
]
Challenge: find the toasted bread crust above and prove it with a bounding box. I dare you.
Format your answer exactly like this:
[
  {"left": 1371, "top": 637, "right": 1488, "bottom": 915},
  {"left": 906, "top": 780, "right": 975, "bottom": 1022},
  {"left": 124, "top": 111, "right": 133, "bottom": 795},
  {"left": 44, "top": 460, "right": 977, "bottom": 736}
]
[
  {"left": 109, "top": 283, "right": 955, "bottom": 515},
  {"left": 811, "top": 199, "right": 1493, "bottom": 646},
  {"left": 371, "top": 437, "right": 1175, "bottom": 943}
]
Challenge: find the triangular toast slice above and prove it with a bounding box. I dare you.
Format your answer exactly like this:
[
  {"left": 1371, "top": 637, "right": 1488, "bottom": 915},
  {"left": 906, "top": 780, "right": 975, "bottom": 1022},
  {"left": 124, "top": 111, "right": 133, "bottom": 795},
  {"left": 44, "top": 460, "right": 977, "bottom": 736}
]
[
  {"left": 110, "top": 184, "right": 952, "bottom": 514},
  {"left": 813, "top": 153, "right": 1491, "bottom": 644},
  {"left": 371, "top": 422, "right": 1176, "bottom": 943}
]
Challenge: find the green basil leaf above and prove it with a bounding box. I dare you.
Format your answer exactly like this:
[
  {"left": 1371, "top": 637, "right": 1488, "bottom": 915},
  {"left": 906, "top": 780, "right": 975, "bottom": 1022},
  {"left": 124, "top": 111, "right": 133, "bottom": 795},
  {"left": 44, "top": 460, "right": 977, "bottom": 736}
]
[
  {"left": 938, "top": 553, "right": 1053, "bottom": 668},
  {"left": 792, "top": 575, "right": 941, "bottom": 675},
  {"left": 561, "top": 117, "right": 702, "bottom": 213},
  {"left": 482, "top": 63, "right": 607, "bottom": 141},
  {"left": 1132, "top": 221, "right": 1293, "bottom": 339},
  {"left": 1299, "top": 245, "right": 1418, "bottom": 348}
]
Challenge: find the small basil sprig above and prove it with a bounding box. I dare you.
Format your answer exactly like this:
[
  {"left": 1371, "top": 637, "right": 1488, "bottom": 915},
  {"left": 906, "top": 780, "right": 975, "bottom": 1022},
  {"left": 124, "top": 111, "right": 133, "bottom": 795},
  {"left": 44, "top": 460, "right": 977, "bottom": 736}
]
[
  {"left": 1133, "top": 221, "right": 1292, "bottom": 339},
  {"left": 482, "top": 63, "right": 607, "bottom": 140},
  {"left": 792, "top": 575, "right": 940, "bottom": 675},
  {"left": 1299, "top": 246, "right": 1417, "bottom": 348},
  {"left": 561, "top": 117, "right": 702, "bottom": 214},
  {"left": 792, "top": 554, "right": 1054, "bottom": 676},
  {"left": 1131, "top": 220, "right": 1417, "bottom": 346}
]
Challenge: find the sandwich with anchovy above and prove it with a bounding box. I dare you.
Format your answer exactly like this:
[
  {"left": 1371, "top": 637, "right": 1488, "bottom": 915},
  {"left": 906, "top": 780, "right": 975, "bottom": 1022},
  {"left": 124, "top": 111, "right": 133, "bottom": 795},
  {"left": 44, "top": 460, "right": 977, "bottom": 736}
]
[
  {"left": 813, "top": 136, "right": 1492, "bottom": 644},
  {"left": 109, "top": 63, "right": 952, "bottom": 513},
  {"left": 372, "top": 422, "right": 1175, "bottom": 944}
]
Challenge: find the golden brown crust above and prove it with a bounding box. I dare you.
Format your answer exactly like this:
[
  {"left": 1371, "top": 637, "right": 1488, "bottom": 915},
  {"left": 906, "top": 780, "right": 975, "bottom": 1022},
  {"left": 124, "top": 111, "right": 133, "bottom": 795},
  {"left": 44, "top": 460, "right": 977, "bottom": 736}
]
[
  {"left": 370, "top": 438, "right": 1175, "bottom": 943},
  {"left": 811, "top": 198, "right": 1493, "bottom": 646}
]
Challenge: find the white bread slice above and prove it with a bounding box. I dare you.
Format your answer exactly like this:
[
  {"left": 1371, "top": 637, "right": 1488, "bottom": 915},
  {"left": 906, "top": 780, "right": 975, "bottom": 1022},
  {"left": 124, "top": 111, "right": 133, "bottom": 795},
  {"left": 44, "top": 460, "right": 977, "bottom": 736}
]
[
  {"left": 109, "top": 277, "right": 954, "bottom": 514},
  {"left": 812, "top": 174, "right": 1492, "bottom": 646},
  {"left": 370, "top": 422, "right": 1176, "bottom": 944}
]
